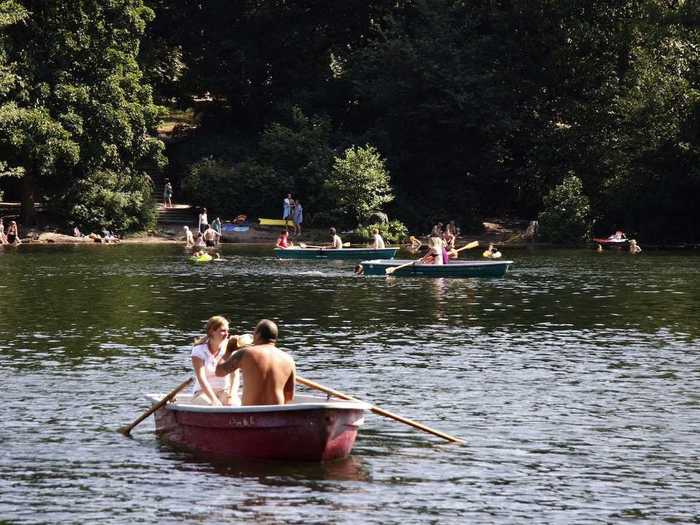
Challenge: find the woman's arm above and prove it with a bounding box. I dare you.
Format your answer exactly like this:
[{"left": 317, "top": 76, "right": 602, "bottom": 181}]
[{"left": 191, "top": 356, "right": 222, "bottom": 406}]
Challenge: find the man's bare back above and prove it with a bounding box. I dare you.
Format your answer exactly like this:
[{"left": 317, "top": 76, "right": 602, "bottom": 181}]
[{"left": 215, "top": 320, "right": 295, "bottom": 406}]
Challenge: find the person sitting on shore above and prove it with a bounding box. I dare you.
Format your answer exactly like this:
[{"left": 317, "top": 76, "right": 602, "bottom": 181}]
[
  {"left": 191, "top": 315, "right": 239, "bottom": 406},
  {"left": 420, "top": 236, "right": 444, "bottom": 265},
  {"left": 371, "top": 228, "right": 385, "bottom": 249},
  {"left": 330, "top": 227, "right": 343, "bottom": 249},
  {"left": 73, "top": 226, "right": 82, "bottom": 238},
  {"left": 629, "top": 239, "right": 642, "bottom": 254},
  {"left": 276, "top": 230, "right": 290, "bottom": 248},
  {"left": 203, "top": 224, "right": 219, "bottom": 247},
  {"left": 216, "top": 319, "right": 296, "bottom": 406}
]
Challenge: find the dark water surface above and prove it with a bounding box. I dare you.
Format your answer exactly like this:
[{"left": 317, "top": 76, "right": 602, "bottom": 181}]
[{"left": 1, "top": 244, "right": 698, "bottom": 524}]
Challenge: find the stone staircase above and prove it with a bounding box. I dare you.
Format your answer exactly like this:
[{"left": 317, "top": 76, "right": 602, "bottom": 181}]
[{"left": 156, "top": 204, "right": 195, "bottom": 226}]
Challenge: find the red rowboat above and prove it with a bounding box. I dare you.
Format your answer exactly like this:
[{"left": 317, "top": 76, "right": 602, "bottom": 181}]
[
  {"left": 593, "top": 231, "right": 629, "bottom": 246},
  {"left": 146, "top": 393, "right": 369, "bottom": 462}
]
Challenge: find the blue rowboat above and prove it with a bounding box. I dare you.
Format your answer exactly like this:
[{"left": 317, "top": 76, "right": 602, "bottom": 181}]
[
  {"left": 358, "top": 259, "right": 512, "bottom": 277},
  {"left": 275, "top": 247, "right": 398, "bottom": 260}
]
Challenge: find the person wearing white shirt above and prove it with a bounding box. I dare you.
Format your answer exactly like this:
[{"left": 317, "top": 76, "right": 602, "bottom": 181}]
[{"left": 198, "top": 207, "right": 208, "bottom": 233}]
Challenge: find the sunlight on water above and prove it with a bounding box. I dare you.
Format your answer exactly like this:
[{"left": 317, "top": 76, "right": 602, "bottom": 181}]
[{"left": 1, "top": 244, "right": 699, "bottom": 523}]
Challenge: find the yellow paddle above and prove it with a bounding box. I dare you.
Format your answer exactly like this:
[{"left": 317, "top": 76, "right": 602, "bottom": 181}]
[
  {"left": 297, "top": 376, "right": 464, "bottom": 444},
  {"left": 118, "top": 378, "right": 193, "bottom": 436},
  {"left": 386, "top": 240, "right": 478, "bottom": 275}
]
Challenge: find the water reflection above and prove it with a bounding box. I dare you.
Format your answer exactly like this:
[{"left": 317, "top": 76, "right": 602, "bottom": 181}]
[{"left": 1, "top": 245, "right": 700, "bottom": 523}]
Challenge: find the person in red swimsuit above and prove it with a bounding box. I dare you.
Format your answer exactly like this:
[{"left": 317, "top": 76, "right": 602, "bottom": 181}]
[{"left": 276, "top": 230, "right": 289, "bottom": 248}]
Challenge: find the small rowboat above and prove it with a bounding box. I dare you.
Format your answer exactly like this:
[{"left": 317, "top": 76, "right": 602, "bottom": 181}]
[
  {"left": 147, "top": 393, "right": 369, "bottom": 462},
  {"left": 275, "top": 247, "right": 398, "bottom": 260},
  {"left": 593, "top": 231, "right": 629, "bottom": 247},
  {"left": 189, "top": 253, "right": 213, "bottom": 264},
  {"left": 359, "top": 258, "right": 512, "bottom": 277}
]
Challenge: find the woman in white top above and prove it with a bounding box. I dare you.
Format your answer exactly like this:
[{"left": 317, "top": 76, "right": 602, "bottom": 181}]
[
  {"left": 371, "top": 228, "right": 385, "bottom": 249},
  {"left": 198, "top": 207, "right": 208, "bottom": 233},
  {"left": 191, "top": 315, "right": 239, "bottom": 406}
]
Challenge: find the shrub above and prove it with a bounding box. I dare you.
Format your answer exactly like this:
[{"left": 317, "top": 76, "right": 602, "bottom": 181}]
[
  {"left": 68, "top": 169, "right": 155, "bottom": 233},
  {"left": 181, "top": 158, "right": 292, "bottom": 219},
  {"left": 354, "top": 220, "right": 408, "bottom": 243},
  {"left": 325, "top": 145, "right": 394, "bottom": 227},
  {"left": 537, "top": 175, "right": 592, "bottom": 244}
]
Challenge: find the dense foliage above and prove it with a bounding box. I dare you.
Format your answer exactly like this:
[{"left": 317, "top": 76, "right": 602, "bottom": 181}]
[
  {"left": 1, "top": 1, "right": 698, "bottom": 243},
  {"left": 0, "top": 0, "right": 165, "bottom": 231},
  {"left": 537, "top": 175, "right": 592, "bottom": 245}
]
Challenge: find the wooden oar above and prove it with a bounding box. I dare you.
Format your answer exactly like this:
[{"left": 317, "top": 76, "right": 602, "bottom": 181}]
[
  {"left": 299, "top": 242, "right": 351, "bottom": 249},
  {"left": 297, "top": 375, "right": 464, "bottom": 444},
  {"left": 118, "top": 377, "right": 193, "bottom": 436},
  {"left": 454, "top": 240, "right": 479, "bottom": 253}
]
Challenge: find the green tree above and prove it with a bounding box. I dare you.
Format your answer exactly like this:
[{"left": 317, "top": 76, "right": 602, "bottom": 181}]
[
  {"left": 1, "top": 0, "right": 165, "bottom": 230},
  {"left": 326, "top": 145, "right": 394, "bottom": 227},
  {"left": 538, "top": 175, "right": 592, "bottom": 244}
]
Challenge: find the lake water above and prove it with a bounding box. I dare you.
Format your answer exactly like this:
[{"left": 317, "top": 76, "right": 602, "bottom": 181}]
[{"left": 1, "top": 244, "right": 698, "bottom": 523}]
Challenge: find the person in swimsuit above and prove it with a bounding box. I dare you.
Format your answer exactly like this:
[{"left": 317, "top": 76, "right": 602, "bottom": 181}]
[
  {"left": 6, "top": 221, "right": 19, "bottom": 245},
  {"left": 216, "top": 319, "right": 295, "bottom": 406},
  {"left": 420, "top": 236, "right": 443, "bottom": 265},
  {"left": 0, "top": 219, "right": 7, "bottom": 245}
]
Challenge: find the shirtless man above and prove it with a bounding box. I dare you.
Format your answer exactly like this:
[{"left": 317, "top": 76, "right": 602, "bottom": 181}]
[
  {"left": 203, "top": 225, "right": 219, "bottom": 247},
  {"left": 215, "top": 319, "right": 295, "bottom": 406},
  {"left": 329, "top": 227, "right": 343, "bottom": 249}
]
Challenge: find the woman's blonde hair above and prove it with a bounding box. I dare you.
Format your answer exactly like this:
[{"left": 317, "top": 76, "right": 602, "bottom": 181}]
[{"left": 194, "top": 315, "right": 229, "bottom": 345}]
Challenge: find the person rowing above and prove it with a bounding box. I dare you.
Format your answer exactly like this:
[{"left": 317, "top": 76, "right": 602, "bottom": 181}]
[
  {"left": 371, "top": 228, "right": 385, "bottom": 249},
  {"left": 215, "top": 319, "right": 295, "bottom": 406},
  {"left": 419, "top": 236, "right": 444, "bottom": 265},
  {"left": 329, "top": 227, "right": 343, "bottom": 249}
]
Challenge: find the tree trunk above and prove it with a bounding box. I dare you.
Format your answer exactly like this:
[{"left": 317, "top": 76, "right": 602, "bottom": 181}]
[{"left": 20, "top": 170, "right": 36, "bottom": 226}]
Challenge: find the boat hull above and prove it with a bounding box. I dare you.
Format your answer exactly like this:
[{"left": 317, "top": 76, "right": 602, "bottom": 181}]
[
  {"left": 359, "top": 258, "right": 512, "bottom": 277},
  {"left": 149, "top": 394, "right": 367, "bottom": 462},
  {"left": 275, "top": 247, "right": 398, "bottom": 260}
]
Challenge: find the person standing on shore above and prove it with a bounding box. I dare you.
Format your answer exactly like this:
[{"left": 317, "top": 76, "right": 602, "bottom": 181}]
[
  {"left": 282, "top": 193, "right": 293, "bottom": 221},
  {"left": 293, "top": 199, "right": 303, "bottom": 236},
  {"left": 198, "top": 207, "right": 208, "bottom": 233},
  {"left": 6, "top": 221, "right": 20, "bottom": 245},
  {"left": 163, "top": 179, "right": 173, "bottom": 208}
]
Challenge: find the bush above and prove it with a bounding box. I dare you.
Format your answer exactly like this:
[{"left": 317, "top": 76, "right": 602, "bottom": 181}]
[
  {"left": 67, "top": 169, "right": 155, "bottom": 233},
  {"left": 537, "top": 175, "right": 592, "bottom": 244},
  {"left": 181, "top": 158, "right": 292, "bottom": 219},
  {"left": 354, "top": 220, "right": 408, "bottom": 243},
  {"left": 325, "top": 145, "right": 394, "bottom": 228}
]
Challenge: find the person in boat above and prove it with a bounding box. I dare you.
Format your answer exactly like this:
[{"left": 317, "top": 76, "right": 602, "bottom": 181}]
[
  {"left": 183, "top": 225, "right": 194, "bottom": 247},
  {"left": 202, "top": 224, "right": 219, "bottom": 247},
  {"left": 609, "top": 230, "right": 626, "bottom": 241},
  {"left": 191, "top": 315, "right": 239, "bottom": 406},
  {"left": 329, "top": 227, "right": 343, "bottom": 249},
  {"left": 371, "top": 228, "right": 385, "bottom": 249},
  {"left": 407, "top": 235, "right": 422, "bottom": 250},
  {"left": 276, "top": 230, "right": 290, "bottom": 248},
  {"left": 216, "top": 319, "right": 296, "bottom": 406},
  {"left": 419, "top": 236, "right": 444, "bottom": 265},
  {"left": 629, "top": 239, "right": 642, "bottom": 254},
  {"left": 442, "top": 230, "right": 456, "bottom": 261}
]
